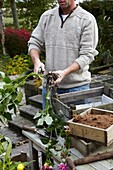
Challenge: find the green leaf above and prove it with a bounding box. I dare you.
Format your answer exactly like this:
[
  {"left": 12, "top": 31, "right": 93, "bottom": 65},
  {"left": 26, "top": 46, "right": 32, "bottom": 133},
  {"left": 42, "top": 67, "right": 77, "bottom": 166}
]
[
  {"left": 0, "top": 93, "right": 2, "bottom": 100},
  {"left": 34, "top": 112, "right": 41, "bottom": 119},
  {"left": 4, "top": 112, "right": 12, "bottom": 120},
  {"left": 45, "top": 114, "right": 53, "bottom": 125},
  {"left": 40, "top": 136, "right": 49, "bottom": 144},
  {"left": 11, "top": 93, "right": 17, "bottom": 101},
  {"left": 0, "top": 115, "right": 7, "bottom": 124},
  {"left": 0, "top": 162, "right": 3, "bottom": 169},
  {"left": 4, "top": 137, "right": 12, "bottom": 160},
  {"left": 38, "top": 117, "right": 44, "bottom": 126},
  {"left": 4, "top": 84, "right": 14, "bottom": 92},
  {"left": 0, "top": 71, "right": 5, "bottom": 79},
  {"left": 0, "top": 82, "right": 6, "bottom": 89},
  {"left": 16, "top": 91, "right": 23, "bottom": 103},
  {"left": 3, "top": 76, "right": 12, "bottom": 84},
  {"left": 50, "top": 140, "right": 58, "bottom": 146}
]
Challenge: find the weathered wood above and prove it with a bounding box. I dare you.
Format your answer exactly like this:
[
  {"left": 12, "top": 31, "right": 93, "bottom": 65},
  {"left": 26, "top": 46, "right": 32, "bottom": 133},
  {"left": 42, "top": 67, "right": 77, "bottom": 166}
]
[
  {"left": 90, "top": 63, "right": 113, "bottom": 74},
  {"left": 70, "top": 136, "right": 100, "bottom": 156},
  {"left": 52, "top": 85, "right": 113, "bottom": 121},
  {"left": 68, "top": 108, "right": 113, "bottom": 146},
  {"left": 89, "top": 161, "right": 109, "bottom": 170},
  {"left": 12, "top": 152, "right": 28, "bottom": 162},
  {"left": 58, "top": 86, "right": 104, "bottom": 103},
  {"left": 74, "top": 151, "right": 113, "bottom": 166},
  {"left": 70, "top": 133, "right": 113, "bottom": 157},
  {"left": 98, "top": 160, "right": 113, "bottom": 169},
  {"left": 52, "top": 97, "right": 72, "bottom": 121},
  {"left": 109, "top": 87, "right": 113, "bottom": 99},
  {"left": 22, "top": 130, "right": 113, "bottom": 170}
]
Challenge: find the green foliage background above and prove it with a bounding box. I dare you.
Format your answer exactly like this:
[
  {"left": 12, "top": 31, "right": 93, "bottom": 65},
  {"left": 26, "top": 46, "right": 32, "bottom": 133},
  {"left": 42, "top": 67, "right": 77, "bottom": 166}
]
[
  {"left": 15, "top": 0, "right": 57, "bottom": 30},
  {"left": 1, "top": 0, "right": 113, "bottom": 72},
  {"left": 81, "top": 0, "right": 113, "bottom": 66}
]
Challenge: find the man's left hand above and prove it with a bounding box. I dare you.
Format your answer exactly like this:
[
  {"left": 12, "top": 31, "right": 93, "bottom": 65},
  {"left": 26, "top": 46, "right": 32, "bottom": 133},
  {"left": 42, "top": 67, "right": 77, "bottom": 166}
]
[{"left": 52, "top": 70, "right": 66, "bottom": 86}]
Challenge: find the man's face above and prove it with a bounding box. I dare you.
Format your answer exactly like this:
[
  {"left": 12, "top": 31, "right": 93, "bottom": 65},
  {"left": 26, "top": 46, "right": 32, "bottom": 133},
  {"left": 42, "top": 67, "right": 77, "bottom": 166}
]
[{"left": 57, "top": 0, "right": 72, "bottom": 8}]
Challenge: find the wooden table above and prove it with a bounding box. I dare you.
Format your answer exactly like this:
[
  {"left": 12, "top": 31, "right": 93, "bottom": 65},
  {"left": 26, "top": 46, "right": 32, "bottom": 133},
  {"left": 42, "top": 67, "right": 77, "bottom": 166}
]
[{"left": 22, "top": 130, "right": 113, "bottom": 170}]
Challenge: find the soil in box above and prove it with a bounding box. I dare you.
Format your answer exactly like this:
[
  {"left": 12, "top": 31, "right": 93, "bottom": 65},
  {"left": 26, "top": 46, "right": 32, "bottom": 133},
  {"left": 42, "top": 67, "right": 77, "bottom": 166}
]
[
  {"left": 68, "top": 108, "right": 113, "bottom": 146},
  {"left": 73, "top": 111, "right": 113, "bottom": 129}
]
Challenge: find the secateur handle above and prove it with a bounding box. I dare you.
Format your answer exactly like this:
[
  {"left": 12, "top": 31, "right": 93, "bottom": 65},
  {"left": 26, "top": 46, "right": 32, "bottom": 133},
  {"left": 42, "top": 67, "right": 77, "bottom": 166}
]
[{"left": 38, "top": 67, "right": 44, "bottom": 74}]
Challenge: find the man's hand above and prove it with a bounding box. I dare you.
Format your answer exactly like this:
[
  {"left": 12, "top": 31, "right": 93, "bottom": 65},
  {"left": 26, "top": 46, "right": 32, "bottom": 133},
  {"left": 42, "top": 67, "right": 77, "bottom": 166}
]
[
  {"left": 30, "top": 49, "right": 45, "bottom": 74},
  {"left": 52, "top": 70, "right": 66, "bottom": 86},
  {"left": 52, "top": 62, "right": 80, "bottom": 86},
  {"left": 34, "top": 61, "right": 45, "bottom": 74}
]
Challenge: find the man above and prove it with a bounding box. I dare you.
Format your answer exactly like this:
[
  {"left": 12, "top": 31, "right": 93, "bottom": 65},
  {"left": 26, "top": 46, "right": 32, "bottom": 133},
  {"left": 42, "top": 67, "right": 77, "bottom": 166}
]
[{"left": 28, "top": 0, "right": 98, "bottom": 109}]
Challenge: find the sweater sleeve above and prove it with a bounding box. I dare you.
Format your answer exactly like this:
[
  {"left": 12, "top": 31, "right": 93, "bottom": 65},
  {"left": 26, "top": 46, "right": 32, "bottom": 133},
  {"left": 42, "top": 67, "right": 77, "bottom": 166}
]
[
  {"left": 28, "top": 14, "right": 45, "bottom": 53},
  {"left": 75, "top": 14, "right": 98, "bottom": 69}
]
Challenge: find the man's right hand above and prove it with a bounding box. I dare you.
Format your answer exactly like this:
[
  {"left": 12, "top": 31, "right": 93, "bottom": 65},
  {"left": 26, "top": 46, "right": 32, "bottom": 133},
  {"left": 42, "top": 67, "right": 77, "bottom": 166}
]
[
  {"left": 30, "top": 49, "right": 45, "bottom": 74},
  {"left": 34, "top": 61, "right": 45, "bottom": 74}
]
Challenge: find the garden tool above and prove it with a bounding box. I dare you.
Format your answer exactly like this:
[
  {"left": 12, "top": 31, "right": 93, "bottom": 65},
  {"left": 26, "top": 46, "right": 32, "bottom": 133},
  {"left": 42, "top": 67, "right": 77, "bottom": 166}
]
[{"left": 22, "top": 125, "right": 56, "bottom": 141}]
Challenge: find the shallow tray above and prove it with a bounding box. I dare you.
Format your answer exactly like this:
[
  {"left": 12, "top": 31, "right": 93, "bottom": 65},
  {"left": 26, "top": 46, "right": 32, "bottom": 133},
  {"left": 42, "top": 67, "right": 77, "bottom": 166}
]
[{"left": 68, "top": 108, "right": 113, "bottom": 146}]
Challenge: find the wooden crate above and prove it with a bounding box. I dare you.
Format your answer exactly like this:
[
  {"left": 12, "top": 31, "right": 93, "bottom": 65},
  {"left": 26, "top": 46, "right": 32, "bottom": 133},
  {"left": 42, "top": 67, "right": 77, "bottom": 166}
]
[
  {"left": 70, "top": 136, "right": 100, "bottom": 156},
  {"left": 52, "top": 85, "right": 113, "bottom": 121},
  {"left": 71, "top": 135, "right": 113, "bottom": 156},
  {"left": 68, "top": 108, "right": 113, "bottom": 146}
]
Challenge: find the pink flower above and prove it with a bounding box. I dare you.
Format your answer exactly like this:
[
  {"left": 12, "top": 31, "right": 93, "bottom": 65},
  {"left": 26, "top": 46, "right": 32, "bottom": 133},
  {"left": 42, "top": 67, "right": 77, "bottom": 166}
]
[
  {"left": 41, "top": 163, "right": 53, "bottom": 170},
  {"left": 58, "top": 163, "right": 69, "bottom": 170}
]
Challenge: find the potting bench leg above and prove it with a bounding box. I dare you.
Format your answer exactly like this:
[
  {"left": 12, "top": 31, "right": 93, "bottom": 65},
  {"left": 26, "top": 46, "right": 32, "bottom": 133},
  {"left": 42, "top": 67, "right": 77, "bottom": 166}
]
[{"left": 29, "top": 140, "right": 40, "bottom": 170}]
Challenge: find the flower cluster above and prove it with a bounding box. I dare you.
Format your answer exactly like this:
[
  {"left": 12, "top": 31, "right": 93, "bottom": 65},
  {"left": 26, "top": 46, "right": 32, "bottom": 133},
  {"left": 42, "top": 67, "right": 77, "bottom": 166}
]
[
  {"left": 41, "top": 162, "right": 69, "bottom": 170},
  {"left": 58, "top": 163, "right": 69, "bottom": 170},
  {"left": 41, "top": 163, "right": 53, "bottom": 170}
]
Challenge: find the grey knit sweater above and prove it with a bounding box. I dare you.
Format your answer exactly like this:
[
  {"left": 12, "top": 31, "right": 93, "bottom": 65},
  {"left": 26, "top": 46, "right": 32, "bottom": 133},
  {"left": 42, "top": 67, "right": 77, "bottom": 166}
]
[{"left": 28, "top": 5, "right": 98, "bottom": 89}]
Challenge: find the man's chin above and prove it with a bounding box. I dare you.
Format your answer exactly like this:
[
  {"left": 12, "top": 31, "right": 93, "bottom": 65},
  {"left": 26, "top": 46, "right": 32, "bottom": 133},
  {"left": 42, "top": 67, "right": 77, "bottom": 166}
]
[{"left": 59, "top": 4, "right": 70, "bottom": 9}]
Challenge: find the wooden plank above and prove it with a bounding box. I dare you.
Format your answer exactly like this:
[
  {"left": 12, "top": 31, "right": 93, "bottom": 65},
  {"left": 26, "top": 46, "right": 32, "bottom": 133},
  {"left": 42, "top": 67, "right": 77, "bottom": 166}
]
[
  {"left": 68, "top": 119, "right": 106, "bottom": 144},
  {"left": 107, "top": 158, "right": 113, "bottom": 165},
  {"left": 70, "top": 136, "right": 100, "bottom": 156},
  {"left": 76, "top": 164, "right": 95, "bottom": 170},
  {"left": 69, "top": 147, "right": 113, "bottom": 170},
  {"left": 95, "top": 102, "right": 113, "bottom": 111},
  {"left": 69, "top": 149, "right": 96, "bottom": 170},
  {"left": 29, "top": 140, "right": 40, "bottom": 170},
  {"left": 70, "top": 148, "right": 84, "bottom": 159},
  {"left": 107, "top": 125, "right": 113, "bottom": 145},
  {"left": 99, "top": 160, "right": 113, "bottom": 169},
  {"left": 98, "top": 69, "right": 111, "bottom": 74},
  {"left": 52, "top": 97, "right": 72, "bottom": 121},
  {"left": 109, "top": 88, "right": 113, "bottom": 99},
  {"left": 22, "top": 130, "right": 113, "bottom": 170},
  {"left": 89, "top": 161, "right": 109, "bottom": 170},
  {"left": 71, "top": 134, "right": 113, "bottom": 157},
  {"left": 74, "top": 95, "right": 112, "bottom": 111},
  {"left": 68, "top": 108, "right": 113, "bottom": 146},
  {"left": 29, "top": 141, "right": 35, "bottom": 170},
  {"left": 58, "top": 86, "right": 104, "bottom": 103}
]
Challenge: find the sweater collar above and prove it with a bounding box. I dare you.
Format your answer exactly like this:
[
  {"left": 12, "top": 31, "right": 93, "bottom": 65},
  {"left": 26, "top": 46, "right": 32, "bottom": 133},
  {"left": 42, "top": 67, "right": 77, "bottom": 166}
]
[
  {"left": 59, "top": 5, "right": 78, "bottom": 16},
  {"left": 58, "top": 6, "right": 83, "bottom": 18}
]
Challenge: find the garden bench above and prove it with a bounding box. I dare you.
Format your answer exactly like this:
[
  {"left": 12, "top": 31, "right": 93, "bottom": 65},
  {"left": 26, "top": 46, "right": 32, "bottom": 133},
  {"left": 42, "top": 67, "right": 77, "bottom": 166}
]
[{"left": 22, "top": 130, "right": 113, "bottom": 170}]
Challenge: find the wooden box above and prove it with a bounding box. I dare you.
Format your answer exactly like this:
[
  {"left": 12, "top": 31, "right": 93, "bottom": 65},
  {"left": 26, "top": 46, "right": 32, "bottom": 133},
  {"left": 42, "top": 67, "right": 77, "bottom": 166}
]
[
  {"left": 71, "top": 135, "right": 113, "bottom": 156},
  {"left": 70, "top": 136, "right": 100, "bottom": 156},
  {"left": 52, "top": 85, "right": 113, "bottom": 121},
  {"left": 68, "top": 108, "right": 113, "bottom": 146}
]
